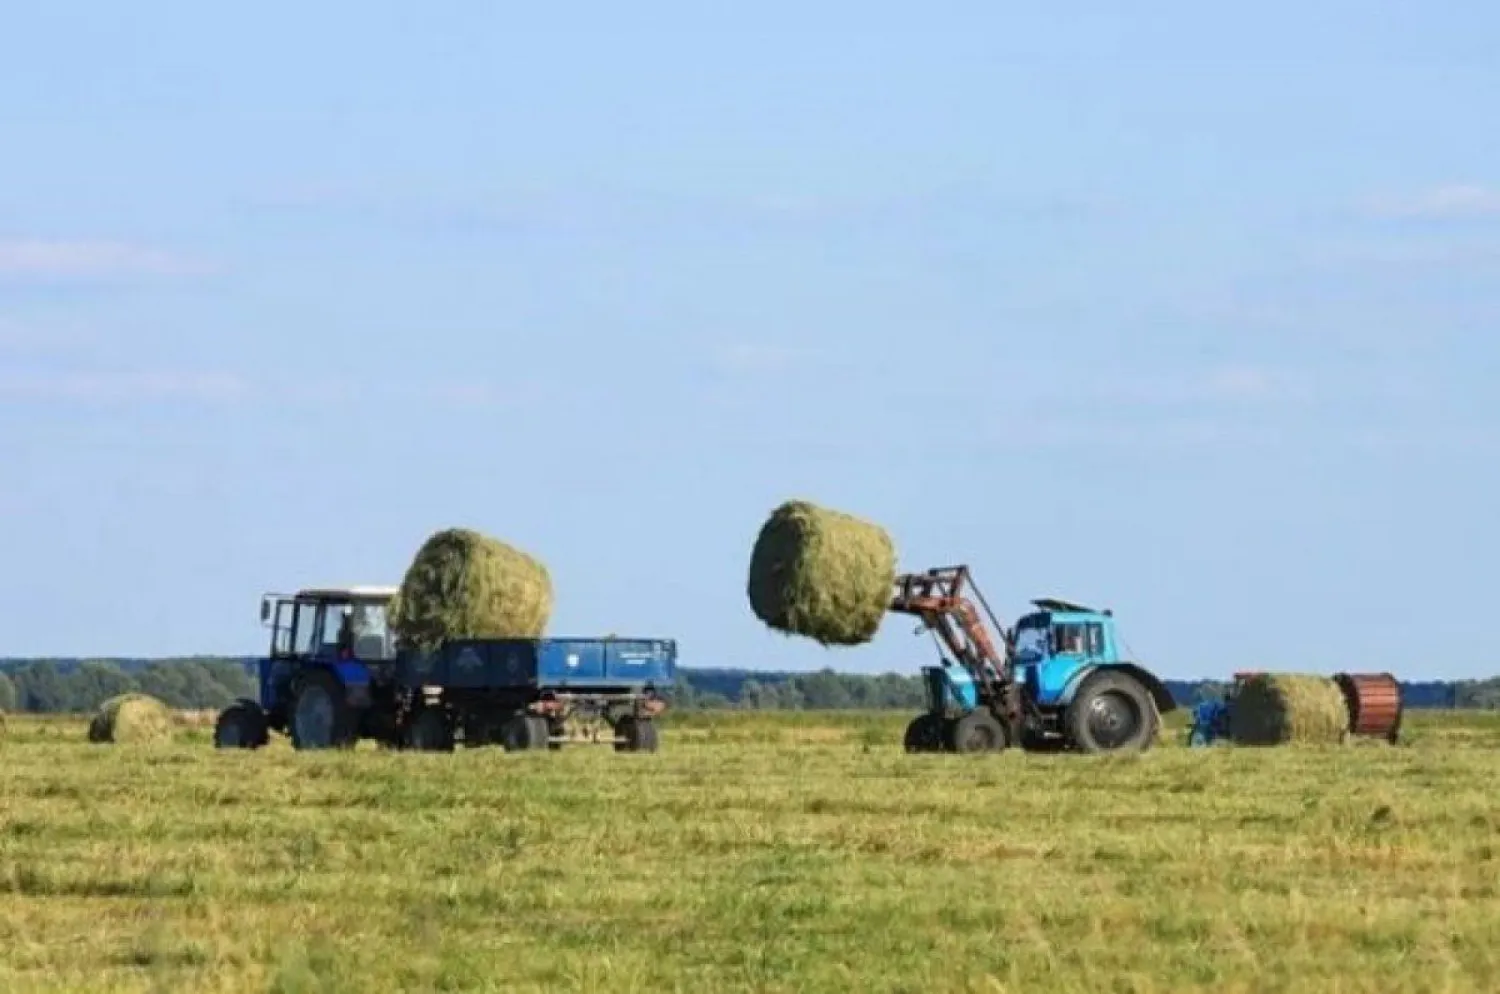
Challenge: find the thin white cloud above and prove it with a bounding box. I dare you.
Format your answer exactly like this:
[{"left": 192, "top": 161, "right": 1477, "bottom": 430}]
[
  {"left": 1361, "top": 184, "right": 1500, "bottom": 221},
  {"left": 0, "top": 240, "right": 210, "bottom": 279}
]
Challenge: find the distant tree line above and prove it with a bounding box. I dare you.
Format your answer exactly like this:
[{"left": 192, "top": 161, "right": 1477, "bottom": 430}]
[
  {"left": 0, "top": 657, "right": 1495, "bottom": 715},
  {"left": 0, "top": 659, "right": 255, "bottom": 714}
]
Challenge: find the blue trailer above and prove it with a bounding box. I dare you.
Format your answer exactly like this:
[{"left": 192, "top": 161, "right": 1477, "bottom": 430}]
[{"left": 213, "top": 586, "right": 675, "bottom": 752}]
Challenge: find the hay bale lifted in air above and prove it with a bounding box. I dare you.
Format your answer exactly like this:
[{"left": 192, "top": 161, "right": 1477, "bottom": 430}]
[
  {"left": 747, "top": 499, "right": 897, "bottom": 647},
  {"left": 87, "top": 693, "right": 172, "bottom": 745},
  {"left": 391, "top": 527, "right": 553, "bottom": 653},
  {"left": 1229, "top": 673, "right": 1350, "bottom": 746}
]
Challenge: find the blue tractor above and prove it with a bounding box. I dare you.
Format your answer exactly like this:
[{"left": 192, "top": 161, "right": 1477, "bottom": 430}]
[
  {"left": 213, "top": 585, "right": 675, "bottom": 752},
  {"left": 896, "top": 567, "right": 1177, "bottom": 754}
]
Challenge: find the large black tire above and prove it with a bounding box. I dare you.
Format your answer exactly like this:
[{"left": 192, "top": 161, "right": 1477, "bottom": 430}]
[
  {"left": 405, "top": 707, "right": 455, "bottom": 752},
  {"left": 530, "top": 714, "right": 560, "bottom": 751},
  {"left": 614, "top": 715, "right": 659, "bottom": 753},
  {"left": 289, "top": 669, "right": 355, "bottom": 750},
  {"left": 949, "top": 709, "right": 1008, "bottom": 753},
  {"left": 501, "top": 712, "right": 548, "bottom": 752},
  {"left": 214, "top": 700, "right": 269, "bottom": 749},
  {"left": 1066, "top": 670, "right": 1158, "bottom": 754},
  {"left": 903, "top": 713, "right": 947, "bottom": 752}
]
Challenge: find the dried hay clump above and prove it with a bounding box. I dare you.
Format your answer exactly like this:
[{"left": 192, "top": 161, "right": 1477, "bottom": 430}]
[
  {"left": 391, "top": 527, "right": 553, "bottom": 653},
  {"left": 88, "top": 693, "right": 173, "bottom": 745},
  {"left": 747, "top": 499, "right": 897, "bottom": 647},
  {"left": 1229, "top": 673, "right": 1350, "bottom": 746}
]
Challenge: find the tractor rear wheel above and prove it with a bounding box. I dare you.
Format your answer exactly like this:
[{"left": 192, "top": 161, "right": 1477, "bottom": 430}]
[
  {"left": 903, "top": 713, "right": 946, "bottom": 752},
  {"left": 214, "top": 701, "right": 268, "bottom": 749},
  {"left": 1066, "top": 670, "right": 1157, "bottom": 754},
  {"left": 289, "top": 669, "right": 355, "bottom": 750},
  {"left": 406, "top": 707, "right": 455, "bottom": 752},
  {"left": 950, "top": 709, "right": 1007, "bottom": 753}
]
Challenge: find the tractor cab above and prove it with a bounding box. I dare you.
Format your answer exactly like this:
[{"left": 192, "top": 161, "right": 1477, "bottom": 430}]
[
  {"left": 1008, "top": 597, "right": 1123, "bottom": 704},
  {"left": 260, "top": 586, "right": 399, "bottom": 664}
]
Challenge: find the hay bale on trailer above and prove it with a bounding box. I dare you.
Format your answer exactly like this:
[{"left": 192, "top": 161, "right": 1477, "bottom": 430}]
[
  {"left": 391, "top": 527, "right": 553, "bottom": 653},
  {"left": 1228, "top": 673, "right": 1350, "bottom": 746},
  {"left": 746, "top": 499, "right": 897, "bottom": 646},
  {"left": 87, "top": 693, "right": 173, "bottom": 745}
]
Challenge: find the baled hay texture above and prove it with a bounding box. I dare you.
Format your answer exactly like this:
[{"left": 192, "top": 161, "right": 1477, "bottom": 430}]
[
  {"left": 1229, "top": 673, "right": 1350, "bottom": 746},
  {"left": 747, "top": 499, "right": 897, "bottom": 647},
  {"left": 392, "top": 527, "right": 553, "bottom": 653},
  {"left": 87, "top": 693, "right": 173, "bottom": 745}
]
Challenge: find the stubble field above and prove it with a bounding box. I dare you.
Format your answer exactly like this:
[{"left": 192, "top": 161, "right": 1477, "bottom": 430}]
[{"left": 1, "top": 708, "right": 1499, "bottom": 993}]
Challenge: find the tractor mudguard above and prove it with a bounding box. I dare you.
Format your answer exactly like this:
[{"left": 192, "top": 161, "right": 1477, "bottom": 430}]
[{"left": 1060, "top": 663, "right": 1178, "bottom": 716}]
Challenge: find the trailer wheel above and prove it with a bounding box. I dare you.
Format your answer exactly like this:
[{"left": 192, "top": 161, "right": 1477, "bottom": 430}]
[
  {"left": 903, "top": 713, "right": 946, "bottom": 752},
  {"left": 614, "top": 715, "right": 658, "bottom": 753},
  {"left": 214, "top": 700, "right": 268, "bottom": 749},
  {"left": 528, "top": 715, "right": 556, "bottom": 750},
  {"left": 501, "top": 713, "right": 547, "bottom": 752},
  {"left": 405, "top": 708, "right": 455, "bottom": 752},
  {"left": 1066, "top": 670, "right": 1156, "bottom": 754},
  {"left": 950, "top": 710, "right": 1007, "bottom": 753},
  {"left": 289, "top": 669, "right": 355, "bottom": 750}
]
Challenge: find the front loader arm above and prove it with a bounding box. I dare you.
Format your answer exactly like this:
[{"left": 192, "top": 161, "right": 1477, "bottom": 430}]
[{"left": 889, "top": 566, "right": 1022, "bottom": 726}]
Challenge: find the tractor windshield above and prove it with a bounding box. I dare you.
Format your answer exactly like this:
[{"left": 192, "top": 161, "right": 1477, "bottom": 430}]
[{"left": 1013, "top": 624, "right": 1049, "bottom": 661}]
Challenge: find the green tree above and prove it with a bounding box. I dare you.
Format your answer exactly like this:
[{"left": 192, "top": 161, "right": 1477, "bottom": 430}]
[
  {"left": 0, "top": 671, "right": 16, "bottom": 712},
  {"left": 13, "top": 661, "right": 70, "bottom": 712},
  {"left": 68, "top": 661, "right": 138, "bottom": 711}
]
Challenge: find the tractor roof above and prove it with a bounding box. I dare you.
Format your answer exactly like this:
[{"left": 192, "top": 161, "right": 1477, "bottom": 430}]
[
  {"left": 293, "top": 585, "right": 399, "bottom": 601},
  {"left": 1030, "top": 597, "right": 1110, "bottom": 616}
]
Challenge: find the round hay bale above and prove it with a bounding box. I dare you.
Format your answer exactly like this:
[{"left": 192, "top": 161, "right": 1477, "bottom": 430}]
[
  {"left": 746, "top": 499, "right": 897, "bottom": 647},
  {"left": 1229, "top": 673, "right": 1349, "bottom": 746},
  {"left": 391, "top": 527, "right": 553, "bottom": 653},
  {"left": 87, "top": 693, "right": 172, "bottom": 745}
]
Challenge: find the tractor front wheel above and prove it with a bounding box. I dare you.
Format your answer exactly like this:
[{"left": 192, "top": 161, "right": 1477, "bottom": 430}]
[
  {"left": 903, "top": 713, "right": 947, "bottom": 753},
  {"left": 950, "top": 710, "right": 1007, "bottom": 753},
  {"left": 1066, "top": 671, "right": 1157, "bottom": 754}
]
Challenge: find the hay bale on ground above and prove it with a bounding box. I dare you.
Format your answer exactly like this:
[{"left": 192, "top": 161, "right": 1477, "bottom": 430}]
[
  {"left": 391, "top": 527, "right": 553, "bottom": 653},
  {"left": 747, "top": 499, "right": 897, "bottom": 647},
  {"left": 1229, "top": 674, "right": 1350, "bottom": 746},
  {"left": 87, "top": 693, "right": 172, "bottom": 744}
]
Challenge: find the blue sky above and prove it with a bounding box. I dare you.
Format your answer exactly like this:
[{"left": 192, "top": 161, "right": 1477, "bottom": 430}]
[{"left": 1, "top": 2, "right": 1496, "bottom": 680}]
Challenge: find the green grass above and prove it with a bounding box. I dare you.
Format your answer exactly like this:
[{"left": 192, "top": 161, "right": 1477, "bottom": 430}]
[{"left": 2, "top": 708, "right": 1500, "bottom": 992}]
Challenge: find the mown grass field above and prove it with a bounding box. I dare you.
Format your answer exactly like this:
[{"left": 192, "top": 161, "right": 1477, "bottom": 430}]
[{"left": 2, "top": 707, "right": 1499, "bottom": 993}]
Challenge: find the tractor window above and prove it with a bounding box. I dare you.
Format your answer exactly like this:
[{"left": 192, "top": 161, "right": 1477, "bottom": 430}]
[
  {"left": 1013, "top": 626, "right": 1048, "bottom": 660},
  {"left": 290, "top": 602, "right": 319, "bottom": 656},
  {"left": 318, "top": 605, "right": 354, "bottom": 650},
  {"left": 1053, "top": 624, "right": 1085, "bottom": 654},
  {"left": 270, "top": 601, "right": 293, "bottom": 656},
  {"left": 1086, "top": 623, "right": 1105, "bottom": 656},
  {"left": 350, "top": 601, "right": 388, "bottom": 639}
]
